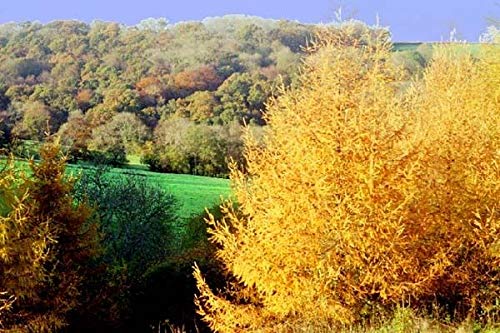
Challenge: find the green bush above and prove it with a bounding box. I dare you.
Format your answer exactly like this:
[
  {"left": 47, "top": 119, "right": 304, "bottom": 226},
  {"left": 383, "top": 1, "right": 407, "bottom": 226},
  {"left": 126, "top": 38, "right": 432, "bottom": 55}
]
[{"left": 71, "top": 166, "right": 179, "bottom": 330}]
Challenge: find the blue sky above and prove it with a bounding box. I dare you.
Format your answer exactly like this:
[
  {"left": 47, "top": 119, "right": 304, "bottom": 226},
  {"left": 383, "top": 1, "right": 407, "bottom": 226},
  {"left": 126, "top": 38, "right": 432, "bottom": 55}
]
[{"left": 0, "top": 0, "right": 498, "bottom": 41}]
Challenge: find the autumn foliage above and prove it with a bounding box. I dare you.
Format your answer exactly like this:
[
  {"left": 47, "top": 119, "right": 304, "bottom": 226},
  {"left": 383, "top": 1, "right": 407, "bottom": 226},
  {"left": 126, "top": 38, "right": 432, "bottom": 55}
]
[
  {"left": 0, "top": 141, "right": 99, "bottom": 332},
  {"left": 194, "top": 26, "right": 499, "bottom": 332}
]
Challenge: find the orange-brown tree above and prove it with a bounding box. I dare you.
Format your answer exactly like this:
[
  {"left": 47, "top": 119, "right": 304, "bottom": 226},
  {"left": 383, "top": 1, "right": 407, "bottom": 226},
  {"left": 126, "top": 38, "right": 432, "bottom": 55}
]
[
  {"left": 194, "top": 25, "right": 499, "bottom": 332},
  {"left": 1, "top": 159, "right": 52, "bottom": 323},
  {"left": 0, "top": 140, "right": 99, "bottom": 332}
]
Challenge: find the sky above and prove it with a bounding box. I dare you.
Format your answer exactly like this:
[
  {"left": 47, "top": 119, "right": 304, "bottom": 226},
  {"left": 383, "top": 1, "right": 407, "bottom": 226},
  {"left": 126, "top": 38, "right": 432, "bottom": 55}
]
[{"left": 0, "top": 0, "right": 498, "bottom": 42}]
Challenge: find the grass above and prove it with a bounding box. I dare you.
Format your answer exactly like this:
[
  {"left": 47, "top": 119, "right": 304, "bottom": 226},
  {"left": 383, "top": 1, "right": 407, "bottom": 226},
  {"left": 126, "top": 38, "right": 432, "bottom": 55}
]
[
  {"left": 1, "top": 157, "right": 231, "bottom": 219},
  {"left": 393, "top": 42, "right": 422, "bottom": 52},
  {"left": 69, "top": 165, "right": 232, "bottom": 219},
  {"left": 392, "top": 42, "right": 496, "bottom": 56},
  {"left": 124, "top": 153, "right": 149, "bottom": 171},
  {"left": 120, "top": 154, "right": 232, "bottom": 218}
]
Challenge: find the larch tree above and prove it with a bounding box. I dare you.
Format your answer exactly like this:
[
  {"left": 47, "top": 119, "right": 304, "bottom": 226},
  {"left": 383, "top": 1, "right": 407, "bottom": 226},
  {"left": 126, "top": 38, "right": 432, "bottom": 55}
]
[
  {"left": 0, "top": 140, "right": 100, "bottom": 332},
  {"left": 194, "top": 24, "right": 499, "bottom": 332},
  {"left": 0, "top": 159, "right": 52, "bottom": 323}
]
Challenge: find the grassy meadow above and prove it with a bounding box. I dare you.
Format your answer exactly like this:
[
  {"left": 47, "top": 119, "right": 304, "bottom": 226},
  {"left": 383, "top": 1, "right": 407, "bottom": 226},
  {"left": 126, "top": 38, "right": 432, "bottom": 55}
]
[
  {"left": 69, "top": 165, "right": 231, "bottom": 218},
  {"left": 1, "top": 156, "right": 231, "bottom": 219},
  {"left": 392, "top": 42, "right": 422, "bottom": 51}
]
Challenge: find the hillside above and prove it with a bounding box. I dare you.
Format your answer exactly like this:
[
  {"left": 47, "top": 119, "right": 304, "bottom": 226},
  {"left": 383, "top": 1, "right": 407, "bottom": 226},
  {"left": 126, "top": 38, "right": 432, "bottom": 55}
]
[{"left": 0, "top": 17, "right": 438, "bottom": 178}]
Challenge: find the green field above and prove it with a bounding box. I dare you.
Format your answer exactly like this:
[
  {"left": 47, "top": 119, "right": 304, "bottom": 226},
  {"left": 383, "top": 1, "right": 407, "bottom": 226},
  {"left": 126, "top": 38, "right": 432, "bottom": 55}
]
[
  {"left": 2, "top": 158, "right": 232, "bottom": 219},
  {"left": 392, "top": 42, "right": 422, "bottom": 51},
  {"left": 68, "top": 165, "right": 232, "bottom": 218},
  {"left": 392, "top": 42, "right": 493, "bottom": 55}
]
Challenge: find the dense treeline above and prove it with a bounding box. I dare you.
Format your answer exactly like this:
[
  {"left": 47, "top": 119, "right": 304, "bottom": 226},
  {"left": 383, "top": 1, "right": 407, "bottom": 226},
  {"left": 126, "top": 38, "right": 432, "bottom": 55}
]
[
  {"left": 0, "top": 17, "right": 431, "bottom": 176},
  {"left": 0, "top": 16, "right": 313, "bottom": 173}
]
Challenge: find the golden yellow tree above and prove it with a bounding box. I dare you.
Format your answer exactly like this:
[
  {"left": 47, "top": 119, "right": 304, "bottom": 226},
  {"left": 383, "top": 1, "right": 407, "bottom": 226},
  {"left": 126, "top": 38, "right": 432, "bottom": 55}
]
[
  {"left": 404, "top": 43, "right": 499, "bottom": 319},
  {"left": 194, "top": 26, "right": 499, "bottom": 332},
  {"left": 1, "top": 159, "right": 52, "bottom": 325},
  {"left": 0, "top": 141, "right": 100, "bottom": 332}
]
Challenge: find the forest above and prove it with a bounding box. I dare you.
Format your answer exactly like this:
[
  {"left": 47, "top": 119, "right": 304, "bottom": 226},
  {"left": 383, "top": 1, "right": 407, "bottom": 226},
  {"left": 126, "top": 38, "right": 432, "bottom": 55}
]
[
  {"left": 0, "top": 15, "right": 499, "bottom": 333},
  {"left": 0, "top": 16, "right": 432, "bottom": 177}
]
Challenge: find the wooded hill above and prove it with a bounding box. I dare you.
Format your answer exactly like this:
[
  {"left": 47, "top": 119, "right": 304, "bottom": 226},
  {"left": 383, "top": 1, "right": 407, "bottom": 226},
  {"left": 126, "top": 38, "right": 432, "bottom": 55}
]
[{"left": 0, "top": 17, "right": 432, "bottom": 176}]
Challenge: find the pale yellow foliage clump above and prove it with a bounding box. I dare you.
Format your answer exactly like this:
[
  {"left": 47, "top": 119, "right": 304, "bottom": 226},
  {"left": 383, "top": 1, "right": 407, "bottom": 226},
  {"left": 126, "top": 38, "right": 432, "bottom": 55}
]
[{"left": 194, "top": 27, "right": 499, "bottom": 332}]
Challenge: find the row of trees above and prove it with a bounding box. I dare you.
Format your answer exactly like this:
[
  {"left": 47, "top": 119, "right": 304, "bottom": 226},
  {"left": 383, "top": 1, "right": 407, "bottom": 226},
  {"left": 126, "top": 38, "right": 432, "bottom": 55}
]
[
  {"left": 143, "top": 119, "right": 249, "bottom": 177},
  {"left": 0, "top": 17, "right": 310, "bottom": 141}
]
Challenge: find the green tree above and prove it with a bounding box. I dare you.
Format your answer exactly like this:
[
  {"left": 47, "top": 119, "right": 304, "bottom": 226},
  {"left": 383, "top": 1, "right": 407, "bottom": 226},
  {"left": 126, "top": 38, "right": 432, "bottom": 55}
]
[
  {"left": 72, "top": 166, "right": 178, "bottom": 330},
  {"left": 236, "top": 23, "right": 268, "bottom": 53},
  {"left": 0, "top": 83, "right": 10, "bottom": 110},
  {"left": 145, "top": 118, "right": 241, "bottom": 177},
  {"left": 0, "top": 110, "right": 14, "bottom": 146},
  {"left": 215, "top": 72, "right": 270, "bottom": 125},
  {"left": 269, "top": 20, "right": 313, "bottom": 53},
  {"left": 11, "top": 101, "right": 53, "bottom": 141},
  {"left": 269, "top": 41, "right": 302, "bottom": 79},
  {"left": 57, "top": 110, "right": 93, "bottom": 160},
  {"left": 74, "top": 167, "right": 177, "bottom": 284},
  {"left": 101, "top": 86, "right": 140, "bottom": 113},
  {"left": 136, "top": 17, "right": 169, "bottom": 32},
  {"left": 9, "top": 58, "right": 48, "bottom": 79},
  {"left": 175, "top": 91, "right": 219, "bottom": 123},
  {"left": 89, "top": 112, "right": 150, "bottom": 164},
  {"left": 145, "top": 118, "right": 193, "bottom": 174},
  {"left": 30, "top": 84, "right": 74, "bottom": 123}
]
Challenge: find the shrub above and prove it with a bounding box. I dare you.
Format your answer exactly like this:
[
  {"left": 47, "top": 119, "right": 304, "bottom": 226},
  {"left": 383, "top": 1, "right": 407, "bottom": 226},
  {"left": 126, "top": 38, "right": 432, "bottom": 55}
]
[
  {"left": 145, "top": 118, "right": 244, "bottom": 177},
  {"left": 133, "top": 205, "right": 226, "bottom": 333},
  {"left": 72, "top": 166, "right": 179, "bottom": 330}
]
